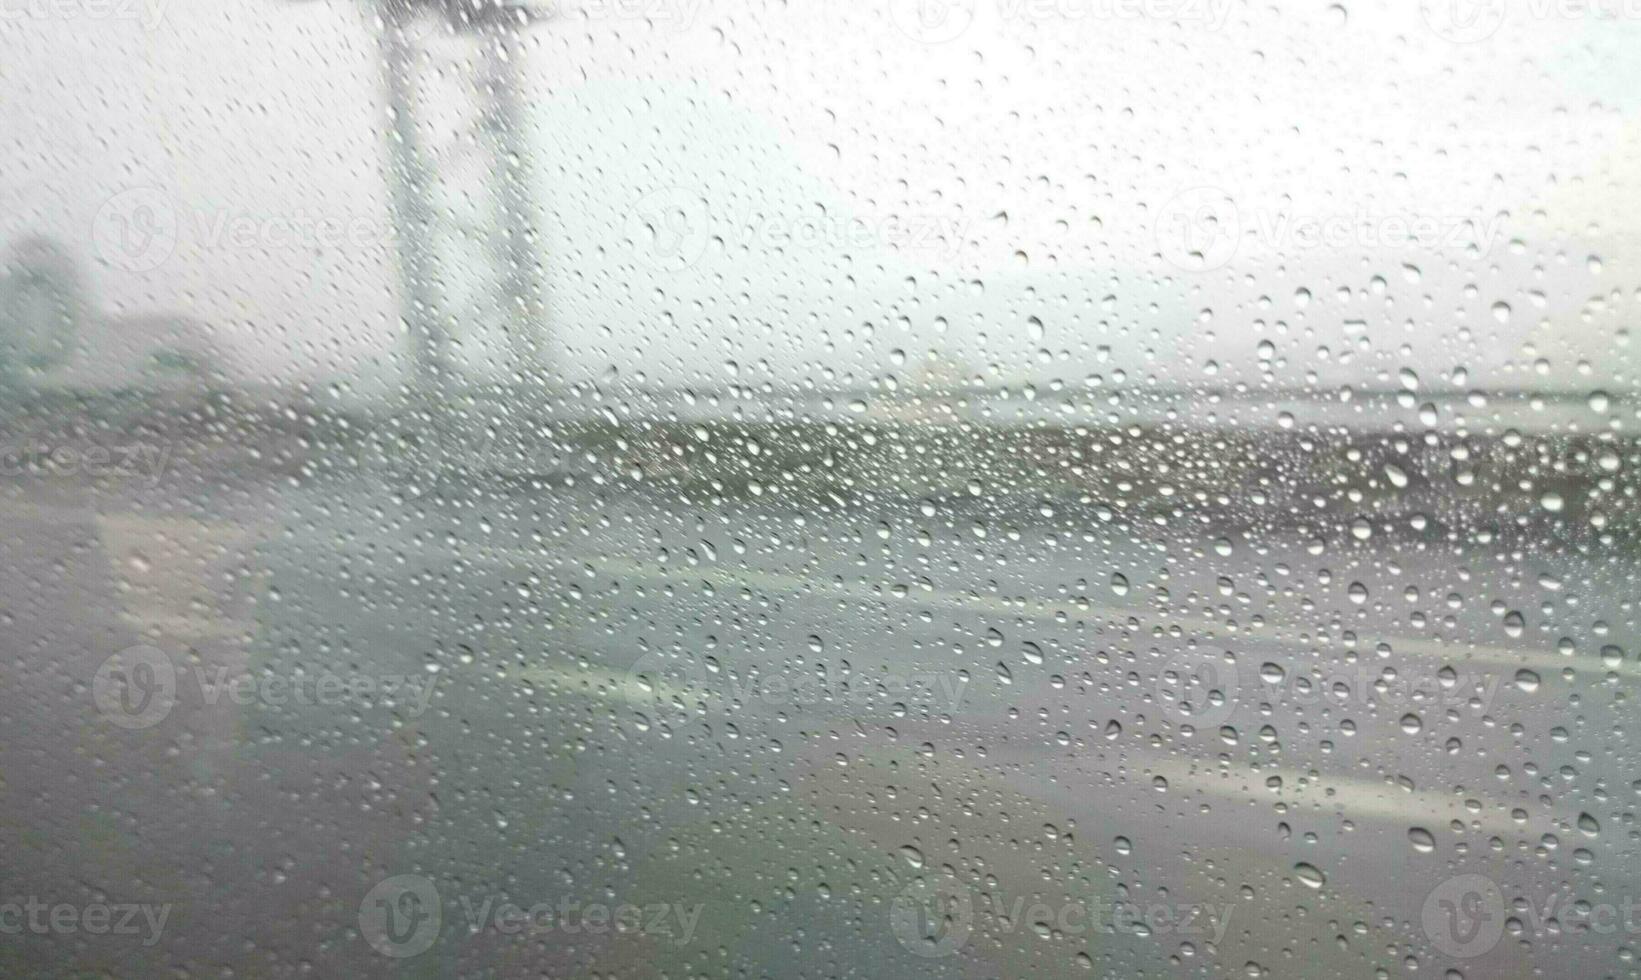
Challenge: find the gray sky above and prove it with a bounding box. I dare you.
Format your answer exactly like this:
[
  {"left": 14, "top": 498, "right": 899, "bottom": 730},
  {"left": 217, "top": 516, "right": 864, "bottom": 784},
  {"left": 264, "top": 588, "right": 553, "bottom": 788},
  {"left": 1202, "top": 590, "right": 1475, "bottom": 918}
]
[{"left": 3, "top": 0, "right": 1640, "bottom": 402}]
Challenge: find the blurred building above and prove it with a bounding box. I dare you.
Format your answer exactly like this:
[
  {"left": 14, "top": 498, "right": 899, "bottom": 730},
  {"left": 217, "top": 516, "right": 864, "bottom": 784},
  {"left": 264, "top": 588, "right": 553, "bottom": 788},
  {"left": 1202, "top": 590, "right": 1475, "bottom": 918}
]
[{"left": 0, "top": 236, "right": 221, "bottom": 395}]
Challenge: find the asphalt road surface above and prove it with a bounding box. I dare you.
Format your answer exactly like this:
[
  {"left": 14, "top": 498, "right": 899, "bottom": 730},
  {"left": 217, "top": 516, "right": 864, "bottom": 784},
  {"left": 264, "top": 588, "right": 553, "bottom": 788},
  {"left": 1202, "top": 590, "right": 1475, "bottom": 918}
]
[{"left": 1, "top": 468, "right": 1635, "bottom": 978}]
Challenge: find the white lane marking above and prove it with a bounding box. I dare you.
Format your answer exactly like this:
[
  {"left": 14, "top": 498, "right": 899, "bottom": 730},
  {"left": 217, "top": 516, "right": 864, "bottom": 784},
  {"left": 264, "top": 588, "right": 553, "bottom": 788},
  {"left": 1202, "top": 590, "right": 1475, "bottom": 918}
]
[
  {"left": 576, "top": 554, "right": 1637, "bottom": 678},
  {"left": 1132, "top": 755, "right": 1567, "bottom": 841},
  {"left": 266, "top": 536, "right": 1638, "bottom": 679},
  {"left": 519, "top": 663, "right": 656, "bottom": 704},
  {"left": 528, "top": 659, "right": 1571, "bottom": 838}
]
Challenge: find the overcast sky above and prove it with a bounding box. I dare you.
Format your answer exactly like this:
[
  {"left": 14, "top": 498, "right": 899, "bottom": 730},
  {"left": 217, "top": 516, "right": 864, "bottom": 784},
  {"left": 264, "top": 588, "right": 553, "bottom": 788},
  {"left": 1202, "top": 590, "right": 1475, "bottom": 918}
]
[{"left": 3, "top": 0, "right": 1640, "bottom": 404}]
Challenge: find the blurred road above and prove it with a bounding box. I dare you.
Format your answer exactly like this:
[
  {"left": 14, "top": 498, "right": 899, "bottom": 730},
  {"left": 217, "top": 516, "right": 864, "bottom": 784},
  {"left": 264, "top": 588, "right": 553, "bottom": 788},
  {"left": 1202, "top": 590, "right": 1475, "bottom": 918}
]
[{"left": 1, "top": 465, "right": 1636, "bottom": 977}]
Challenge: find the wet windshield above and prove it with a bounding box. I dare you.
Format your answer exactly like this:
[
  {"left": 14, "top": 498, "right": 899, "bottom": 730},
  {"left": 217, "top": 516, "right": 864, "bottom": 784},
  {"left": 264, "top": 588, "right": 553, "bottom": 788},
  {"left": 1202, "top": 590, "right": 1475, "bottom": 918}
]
[{"left": 2, "top": 1, "right": 1638, "bottom": 976}]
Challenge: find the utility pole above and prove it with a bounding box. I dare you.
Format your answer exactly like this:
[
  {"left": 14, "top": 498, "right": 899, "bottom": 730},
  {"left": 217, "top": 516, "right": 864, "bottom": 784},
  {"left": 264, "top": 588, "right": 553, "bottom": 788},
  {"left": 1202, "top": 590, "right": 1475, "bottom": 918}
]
[
  {"left": 373, "top": 2, "right": 450, "bottom": 399},
  {"left": 357, "top": 0, "right": 547, "bottom": 415},
  {"left": 479, "top": 24, "right": 548, "bottom": 382}
]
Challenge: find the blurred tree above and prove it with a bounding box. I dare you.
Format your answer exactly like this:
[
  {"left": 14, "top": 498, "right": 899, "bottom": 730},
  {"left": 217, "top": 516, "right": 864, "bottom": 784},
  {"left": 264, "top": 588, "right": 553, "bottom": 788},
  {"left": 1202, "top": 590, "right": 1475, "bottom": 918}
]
[{"left": 0, "top": 237, "right": 85, "bottom": 384}]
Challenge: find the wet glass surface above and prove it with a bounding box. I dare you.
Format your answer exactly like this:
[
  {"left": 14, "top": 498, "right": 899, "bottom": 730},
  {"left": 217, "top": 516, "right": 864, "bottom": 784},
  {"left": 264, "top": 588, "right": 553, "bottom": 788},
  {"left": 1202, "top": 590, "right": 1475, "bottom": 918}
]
[{"left": 2, "top": 1, "right": 1640, "bottom": 977}]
